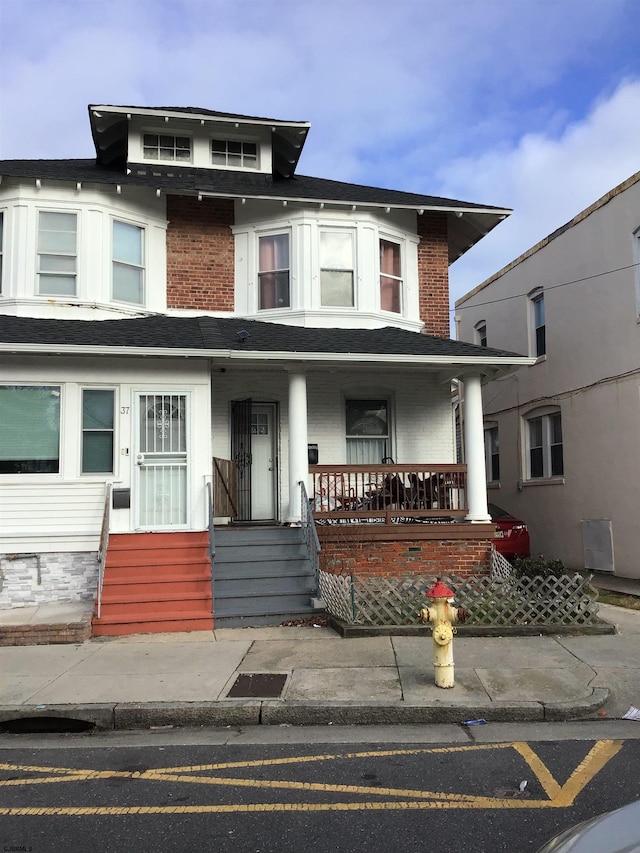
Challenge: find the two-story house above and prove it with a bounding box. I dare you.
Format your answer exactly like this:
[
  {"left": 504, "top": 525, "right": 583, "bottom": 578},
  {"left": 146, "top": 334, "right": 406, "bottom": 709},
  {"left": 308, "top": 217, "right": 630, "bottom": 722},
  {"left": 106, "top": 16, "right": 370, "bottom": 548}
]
[
  {"left": 0, "top": 104, "right": 531, "bottom": 635},
  {"left": 456, "top": 170, "right": 640, "bottom": 580}
]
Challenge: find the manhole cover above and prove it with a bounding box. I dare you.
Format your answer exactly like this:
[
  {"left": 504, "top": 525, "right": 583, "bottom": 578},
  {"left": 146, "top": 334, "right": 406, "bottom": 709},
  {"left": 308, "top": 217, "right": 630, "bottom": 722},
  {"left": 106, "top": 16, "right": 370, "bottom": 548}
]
[{"left": 227, "top": 673, "right": 287, "bottom": 698}]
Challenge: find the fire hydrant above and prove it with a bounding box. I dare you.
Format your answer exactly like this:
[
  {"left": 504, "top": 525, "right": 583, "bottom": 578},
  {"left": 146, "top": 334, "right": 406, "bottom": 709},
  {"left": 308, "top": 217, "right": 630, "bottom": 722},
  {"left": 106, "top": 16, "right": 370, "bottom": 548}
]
[{"left": 419, "top": 579, "right": 467, "bottom": 689}]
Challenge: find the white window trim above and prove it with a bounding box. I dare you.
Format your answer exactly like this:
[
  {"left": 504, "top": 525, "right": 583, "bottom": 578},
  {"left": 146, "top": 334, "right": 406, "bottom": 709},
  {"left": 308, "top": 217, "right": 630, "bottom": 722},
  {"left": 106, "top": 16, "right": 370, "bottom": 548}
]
[
  {"left": 474, "top": 320, "right": 487, "bottom": 347},
  {"left": 378, "top": 235, "right": 404, "bottom": 315},
  {"left": 36, "top": 209, "right": 79, "bottom": 298},
  {"left": 141, "top": 130, "right": 193, "bottom": 165},
  {"left": 528, "top": 287, "right": 546, "bottom": 358},
  {"left": 344, "top": 395, "right": 393, "bottom": 464},
  {"left": 319, "top": 226, "right": 357, "bottom": 309},
  {"left": 80, "top": 387, "right": 117, "bottom": 477},
  {"left": 256, "top": 227, "right": 292, "bottom": 312},
  {"left": 111, "top": 217, "right": 146, "bottom": 307},
  {"left": 484, "top": 422, "right": 499, "bottom": 484},
  {"left": 523, "top": 406, "right": 563, "bottom": 482},
  {"left": 0, "top": 383, "right": 63, "bottom": 479}
]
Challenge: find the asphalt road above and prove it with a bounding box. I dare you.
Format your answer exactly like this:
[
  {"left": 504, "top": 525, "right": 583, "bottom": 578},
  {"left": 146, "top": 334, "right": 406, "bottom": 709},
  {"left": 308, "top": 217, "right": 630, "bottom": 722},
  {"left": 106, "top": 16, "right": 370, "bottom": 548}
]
[{"left": 2, "top": 723, "right": 640, "bottom": 853}]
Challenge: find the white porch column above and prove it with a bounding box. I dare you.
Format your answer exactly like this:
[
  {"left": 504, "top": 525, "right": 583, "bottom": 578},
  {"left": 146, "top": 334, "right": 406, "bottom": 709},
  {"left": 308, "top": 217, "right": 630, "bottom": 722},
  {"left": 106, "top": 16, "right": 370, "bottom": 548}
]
[
  {"left": 463, "top": 374, "right": 491, "bottom": 523},
  {"left": 287, "top": 371, "right": 309, "bottom": 524}
]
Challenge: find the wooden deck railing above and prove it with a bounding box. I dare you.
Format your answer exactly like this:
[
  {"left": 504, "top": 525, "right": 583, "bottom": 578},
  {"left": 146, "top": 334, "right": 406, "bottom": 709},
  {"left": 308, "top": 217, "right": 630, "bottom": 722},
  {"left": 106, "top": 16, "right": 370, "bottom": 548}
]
[{"left": 309, "top": 463, "right": 467, "bottom": 523}]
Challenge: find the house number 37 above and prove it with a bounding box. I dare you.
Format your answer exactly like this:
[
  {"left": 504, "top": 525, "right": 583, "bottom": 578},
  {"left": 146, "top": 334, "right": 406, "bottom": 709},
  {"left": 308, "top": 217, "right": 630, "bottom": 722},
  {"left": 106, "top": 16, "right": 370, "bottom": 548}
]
[{"left": 120, "top": 406, "right": 130, "bottom": 415}]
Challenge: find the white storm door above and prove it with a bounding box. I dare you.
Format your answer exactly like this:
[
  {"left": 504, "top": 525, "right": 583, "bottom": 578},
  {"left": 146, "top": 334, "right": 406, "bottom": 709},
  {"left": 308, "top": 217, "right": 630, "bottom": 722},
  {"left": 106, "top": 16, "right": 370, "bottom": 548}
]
[
  {"left": 136, "top": 393, "right": 189, "bottom": 528},
  {"left": 251, "top": 404, "right": 277, "bottom": 521}
]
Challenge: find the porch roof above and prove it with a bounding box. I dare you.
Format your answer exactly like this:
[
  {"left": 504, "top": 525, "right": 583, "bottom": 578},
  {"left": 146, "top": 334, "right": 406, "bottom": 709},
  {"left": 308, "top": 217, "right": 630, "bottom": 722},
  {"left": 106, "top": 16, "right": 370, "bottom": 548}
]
[{"left": 0, "top": 314, "right": 533, "bottom": 379}]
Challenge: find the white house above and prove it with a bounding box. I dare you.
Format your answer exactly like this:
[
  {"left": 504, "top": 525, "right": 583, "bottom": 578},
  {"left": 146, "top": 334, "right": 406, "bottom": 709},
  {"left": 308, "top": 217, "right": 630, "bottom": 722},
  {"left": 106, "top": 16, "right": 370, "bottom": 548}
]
[
  {"left": 456, "top": 170, "right": 640, "bottom": 580},
  {"left": 0, "top": 104, "right": 531, "bottom": 635}
]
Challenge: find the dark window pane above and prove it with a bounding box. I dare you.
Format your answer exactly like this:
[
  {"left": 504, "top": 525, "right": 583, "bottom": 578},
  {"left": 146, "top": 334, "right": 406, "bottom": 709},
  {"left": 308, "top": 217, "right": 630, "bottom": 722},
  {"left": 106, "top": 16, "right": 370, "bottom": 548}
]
[
  {"left": 536, "top": 325, "right": 546, "bottom": 356},
  {"left": 82, "top": 432, "right": 114, "bottom": 473},
  {"left": 551, "top": 444, "right": 564, "bottom": 476},
  {"left": 530, "top": 447, "right": 544, "bottom": 478},
  {"left": 346, "top": 400, "right": 388, "bottom": 436}
]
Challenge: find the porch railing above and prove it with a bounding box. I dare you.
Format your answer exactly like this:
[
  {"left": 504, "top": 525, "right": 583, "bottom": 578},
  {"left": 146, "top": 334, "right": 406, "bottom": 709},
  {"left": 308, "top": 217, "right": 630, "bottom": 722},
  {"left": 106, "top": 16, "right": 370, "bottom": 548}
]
[
  {"left": 310, "top": 463, "right": 467, "bottom": 523},
  {"left": 96, "top": 481, "right": 113, "bottom": 620},
  {"left": 300, "top": 480, "right": 321, "bottom": 592}
]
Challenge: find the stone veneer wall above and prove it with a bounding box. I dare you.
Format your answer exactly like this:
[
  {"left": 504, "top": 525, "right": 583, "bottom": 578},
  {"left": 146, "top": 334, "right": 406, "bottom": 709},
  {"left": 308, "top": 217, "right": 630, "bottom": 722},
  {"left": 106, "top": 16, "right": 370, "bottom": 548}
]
[{"left": 0, "top": 552, "right": 98, "bottom": 609}]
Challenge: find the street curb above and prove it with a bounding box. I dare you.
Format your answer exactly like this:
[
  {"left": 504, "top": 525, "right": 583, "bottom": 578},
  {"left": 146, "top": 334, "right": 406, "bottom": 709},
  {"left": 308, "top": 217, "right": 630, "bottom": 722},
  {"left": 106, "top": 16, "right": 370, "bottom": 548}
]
[
  {"left": 0, "top": 689, "right": 609, "bottom": 730},
  {"left": 329, "top": 617, "right": 617, "bottom": 638}
]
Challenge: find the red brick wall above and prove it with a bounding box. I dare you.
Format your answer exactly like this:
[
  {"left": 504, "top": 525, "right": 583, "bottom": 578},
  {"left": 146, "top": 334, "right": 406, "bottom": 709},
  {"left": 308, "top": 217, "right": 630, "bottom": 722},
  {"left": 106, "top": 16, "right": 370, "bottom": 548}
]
[
  {"left": 417, "top": 213, "right": 449, "bottom": 338},
  {"left": 166, "top": 196, "right": 235, "bottom": 311},
  {"left": 317, "top": 524, "right": 492, "bottom": 578},
  {"left": 0, "top": 616, "right": 92, "bottom": 646}
]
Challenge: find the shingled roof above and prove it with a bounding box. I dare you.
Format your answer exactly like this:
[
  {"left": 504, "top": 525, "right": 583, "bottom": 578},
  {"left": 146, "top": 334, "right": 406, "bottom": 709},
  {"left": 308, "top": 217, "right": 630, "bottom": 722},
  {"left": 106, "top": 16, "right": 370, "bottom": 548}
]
[{"left": 0, "top": 314, "right": 524, "bottom": 363}]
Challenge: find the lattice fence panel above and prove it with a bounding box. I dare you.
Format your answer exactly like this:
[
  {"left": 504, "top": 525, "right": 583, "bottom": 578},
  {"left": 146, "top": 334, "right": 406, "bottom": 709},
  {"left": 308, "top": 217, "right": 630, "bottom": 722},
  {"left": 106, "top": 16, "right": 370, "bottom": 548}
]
[{"left": 319, "top": 571, "right": 599, "bottom": 627}]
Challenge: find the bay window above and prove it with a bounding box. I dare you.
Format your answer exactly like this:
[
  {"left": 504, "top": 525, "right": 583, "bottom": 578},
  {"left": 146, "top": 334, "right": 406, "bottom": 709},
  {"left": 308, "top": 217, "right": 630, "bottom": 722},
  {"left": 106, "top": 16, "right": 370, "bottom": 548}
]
[
  {"left": 38, "top": 211, "right": 77, "bottom": 296},
  {"left": 321, "top": 231, "right": 354, "bottom": 307},
  {"left": 0, "top": 385, "right": 61, "bottom": 474},
  {"left": 113, "top": 220, "right": 144, "bottom": 304},
  {"left": 380, "top": 239, "right": 402, "bottom": 313},
  {"left": 259, "top": 233, "right": 290, "bottom": 309}
]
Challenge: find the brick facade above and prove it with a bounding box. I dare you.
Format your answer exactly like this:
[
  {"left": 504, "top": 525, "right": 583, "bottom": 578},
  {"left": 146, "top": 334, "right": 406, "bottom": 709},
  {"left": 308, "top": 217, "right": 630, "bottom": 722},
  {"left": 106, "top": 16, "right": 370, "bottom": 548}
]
[
  {"left": 417, "top": 213, "right": 450, "bottom": 338},
  {"left": 317, "top": 524, "right": 493, "bottom": 578},
  {"left": 166, "top": 196, "right": 235, "bottom": 311},
  {"left": 0, "top": 616, "right": 92, "bottom": 647}
]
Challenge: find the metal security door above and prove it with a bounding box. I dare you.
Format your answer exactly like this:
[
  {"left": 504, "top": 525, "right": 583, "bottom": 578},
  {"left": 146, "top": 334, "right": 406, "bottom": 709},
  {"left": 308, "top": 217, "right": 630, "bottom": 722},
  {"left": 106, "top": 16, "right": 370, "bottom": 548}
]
[
  {"left": 231, "top": 399, "right": 252, "bottom": 522},
  {"left": 136, "top": 393, "right": 189, "bottom": 528}
]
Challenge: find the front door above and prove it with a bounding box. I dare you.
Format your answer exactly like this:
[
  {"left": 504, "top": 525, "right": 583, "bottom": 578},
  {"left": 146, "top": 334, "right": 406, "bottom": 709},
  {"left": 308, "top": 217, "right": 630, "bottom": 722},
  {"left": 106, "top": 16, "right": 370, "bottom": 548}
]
[
  {"left": 250, "top": 404, "right": 277, "bottom": 521},
  {"left": 135, "top": 392, "right": 189, "bottom": 528},
  {"left": 231, "top": 400, "right": 277, "bottom": 522}
]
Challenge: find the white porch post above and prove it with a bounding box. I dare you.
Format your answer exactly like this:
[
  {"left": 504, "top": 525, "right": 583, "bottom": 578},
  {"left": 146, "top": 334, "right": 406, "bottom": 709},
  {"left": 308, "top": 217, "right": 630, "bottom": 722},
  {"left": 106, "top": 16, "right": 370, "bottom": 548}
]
[
  {"left": 463, "top": 374, "right": 491, "bottom": 523},
  {"left": 287, "top": 371, "right": 308, "bottom": 524}
]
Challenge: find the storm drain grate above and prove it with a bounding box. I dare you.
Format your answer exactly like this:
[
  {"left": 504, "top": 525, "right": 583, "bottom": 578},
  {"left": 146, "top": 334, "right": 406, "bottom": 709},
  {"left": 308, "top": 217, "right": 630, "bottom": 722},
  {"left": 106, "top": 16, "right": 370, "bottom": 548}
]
[{"left": 227, "top": 673, "right": 288, "bottom": 698}]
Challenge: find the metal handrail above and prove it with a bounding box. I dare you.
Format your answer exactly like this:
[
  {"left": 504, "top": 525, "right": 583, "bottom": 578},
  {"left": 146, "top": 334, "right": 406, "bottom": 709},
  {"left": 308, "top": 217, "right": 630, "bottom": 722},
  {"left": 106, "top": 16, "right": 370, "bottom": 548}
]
[
  {"left": 300, "top": 480, "right": 321, "bottom": 593},
  {"left": 206, "top": 480, "right": 215, "bottom": 603},
  {"left": 96, "top": 481, "right": 112, "bottom": 620}
]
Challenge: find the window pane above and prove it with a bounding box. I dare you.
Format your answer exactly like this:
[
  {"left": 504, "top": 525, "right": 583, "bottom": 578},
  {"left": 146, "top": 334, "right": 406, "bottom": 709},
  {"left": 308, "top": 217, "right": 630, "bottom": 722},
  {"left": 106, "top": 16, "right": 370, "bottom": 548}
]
[
  {"left": 536, "top": 325, "right": 546, "bottom": 357},
  {"left": 259, "top": 234, "right": 289, "bottom": 272},
  {"left": 113, "top": 221, "right": 142, "bottom": 265},
  {"left": 259, "top": 271, "right": 289, "bottom": 309},
  {"left": 534, "top": 296, "right": 545, "bottom": 326},
  {"left": 83, "top": 390, "right": 114, "bottom": 430},
  {"left": 346, "top": 400, "right": 388, "bottom": 436},
  {"left": 346, "top": 438, "right": 387, "bottom": 464},
  {"left": 38, "top": 275, "right": 76, "bottom": 296},
  {"left": 530, "top": 447, "right": 544, "bottom": 478},
  {"left": 551, "top": 444, "right": 564, "bottom": 476},
  {"left": 82, "top": 432, "right": 114, "bottom": 473},
  {"left": 529, "top": 417, "right": 543, "bottom": 448},
  {"left": 38, "top": 215, "right": 77, "bottom": 253},
  {"left": 380, "top": 240, "right": 400, "bottom": 277},
  {"left": 0, "top": 386, "right": 60, "bottom": 473},
  {"left": 113, "top": 263, "right": 143, "bottom": 304},
  {"left": 39, "top": 255, "right": 76, "bottom": 273},
  {"left": 321, "top": 232, "right": 353, "bottom": 268},
  {"left": 321, "top": 270, "right": 354, "bottom": 306},
  {"left": 381, "top": 276, "right": 400, "bottom": 312}
]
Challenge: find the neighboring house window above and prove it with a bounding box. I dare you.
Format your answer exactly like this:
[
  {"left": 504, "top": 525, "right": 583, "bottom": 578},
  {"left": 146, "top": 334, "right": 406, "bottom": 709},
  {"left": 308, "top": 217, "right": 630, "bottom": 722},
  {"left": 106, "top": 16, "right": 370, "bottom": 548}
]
[
  {"left": 345, "top": 398, "right": 389, "bottom": 463},
  {"left": 530, "top": 289, "right": 546, "bottom": 357},
  {"left": 475, "top": 321, "right": 487, "bottom": 347},
  {"left": 380, "top": 239, "right": 402, "bottom": 313},
  {"left": 526, "top": 410, "right": 563, "bottom": 479},
  {"left": 113, "top": 221, "right": 144, "bottom": 304},
  {"left": 321, "top": 231, "right": 354, "bottom": 307},
  {"left": 0, "top": 385, "right": 61, "bottom": 474},
  {"left": 211, "top": 139, "right": 258, "bottom": 168},
  {"left": 37, "top": 211, "right": 77, "bottom": 296},
  {"left": 484, "top": 424, "right": 500, "bottom": 483},
  {"left": 82, "top": 390, "right": 115, "bottom": 474},
  {"left": 259, "top": 233, "right": 290, "bottom": 309},
  {"left": 143, "top": 133, "right": 191, "bottom": 162}
]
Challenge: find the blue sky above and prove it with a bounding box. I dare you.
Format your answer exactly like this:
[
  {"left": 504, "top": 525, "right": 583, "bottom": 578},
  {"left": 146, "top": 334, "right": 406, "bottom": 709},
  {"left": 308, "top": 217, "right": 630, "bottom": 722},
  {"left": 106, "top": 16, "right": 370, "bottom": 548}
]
[{"left": 1, "top": 0, "right": 639, "bottom": 311}]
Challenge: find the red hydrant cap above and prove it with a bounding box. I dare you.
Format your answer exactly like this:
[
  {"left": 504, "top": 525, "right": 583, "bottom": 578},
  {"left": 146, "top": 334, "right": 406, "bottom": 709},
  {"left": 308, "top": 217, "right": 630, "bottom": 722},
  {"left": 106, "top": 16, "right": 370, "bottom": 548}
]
[{"left": 427, "top": 579, "right": 455, "bottom": 599}]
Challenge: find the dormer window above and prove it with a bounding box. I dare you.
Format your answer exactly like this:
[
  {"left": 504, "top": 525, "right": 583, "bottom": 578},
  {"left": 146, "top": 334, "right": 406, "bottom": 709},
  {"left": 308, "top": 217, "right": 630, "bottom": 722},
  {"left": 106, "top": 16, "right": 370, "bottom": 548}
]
[
  {"left": 143, "top": 133, "right": 191, "bottom": 162},
  {"left": 211, "top": 139, "right": 258, "bottom": 169}
]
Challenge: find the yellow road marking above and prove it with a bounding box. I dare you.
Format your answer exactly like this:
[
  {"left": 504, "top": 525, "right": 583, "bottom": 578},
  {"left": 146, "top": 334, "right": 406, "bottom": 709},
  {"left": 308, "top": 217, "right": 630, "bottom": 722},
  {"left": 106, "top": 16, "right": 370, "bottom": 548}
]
[{"left": 0, "top": 740, "right": 624, "bottom": 814}]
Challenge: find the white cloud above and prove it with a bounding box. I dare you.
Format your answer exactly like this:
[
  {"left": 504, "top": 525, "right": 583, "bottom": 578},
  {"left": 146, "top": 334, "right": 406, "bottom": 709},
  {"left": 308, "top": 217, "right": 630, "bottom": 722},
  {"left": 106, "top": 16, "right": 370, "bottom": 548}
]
[{"left": 446, "top": 78, "right": 640, "bottom": 305}]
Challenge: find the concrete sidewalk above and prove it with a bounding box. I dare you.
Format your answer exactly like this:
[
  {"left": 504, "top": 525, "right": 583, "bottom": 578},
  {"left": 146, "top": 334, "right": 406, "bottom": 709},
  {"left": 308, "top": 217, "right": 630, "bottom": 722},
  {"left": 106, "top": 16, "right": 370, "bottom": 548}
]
[{"left": 1, "top": 603, "right": 639, "bottom": 730}]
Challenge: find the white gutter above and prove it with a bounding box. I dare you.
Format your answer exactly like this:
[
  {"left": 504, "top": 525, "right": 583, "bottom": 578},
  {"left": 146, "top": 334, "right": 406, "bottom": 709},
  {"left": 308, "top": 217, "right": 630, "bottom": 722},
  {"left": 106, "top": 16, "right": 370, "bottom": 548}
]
[
  {"left": 197, "top": 189, "right": 512, "bottom": 217},
  {"left": 0, "top": 341, "right": 534, "bottom": 368}
]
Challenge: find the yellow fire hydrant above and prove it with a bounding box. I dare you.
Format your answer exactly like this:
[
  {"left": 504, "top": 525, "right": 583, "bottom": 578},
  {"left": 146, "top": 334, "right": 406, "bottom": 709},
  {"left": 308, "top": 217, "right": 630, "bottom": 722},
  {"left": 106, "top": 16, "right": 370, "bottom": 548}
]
[{"left": 419, "top": 579, "right": 467, "bottom": 689}]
